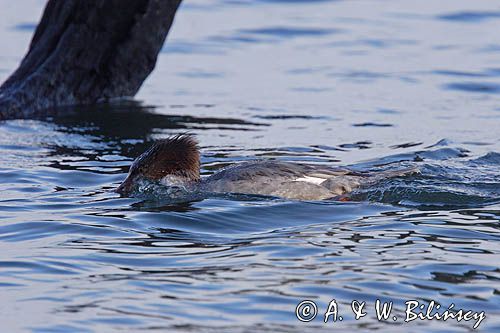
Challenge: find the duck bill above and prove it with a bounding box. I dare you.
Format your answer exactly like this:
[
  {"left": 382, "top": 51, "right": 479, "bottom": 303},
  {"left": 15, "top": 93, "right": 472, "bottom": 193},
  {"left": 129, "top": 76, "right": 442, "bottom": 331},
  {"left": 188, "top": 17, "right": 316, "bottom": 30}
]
[{"left": 116, "top": 175, "right": 134, "bottom": 196}]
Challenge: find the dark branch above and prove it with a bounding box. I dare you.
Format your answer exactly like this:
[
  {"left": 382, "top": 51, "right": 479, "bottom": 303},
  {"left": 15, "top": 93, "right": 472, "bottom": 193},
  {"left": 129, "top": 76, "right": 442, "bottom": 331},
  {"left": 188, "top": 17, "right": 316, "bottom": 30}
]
[{"left": 0, "top": 0, "right": 182, "bottom": 119}]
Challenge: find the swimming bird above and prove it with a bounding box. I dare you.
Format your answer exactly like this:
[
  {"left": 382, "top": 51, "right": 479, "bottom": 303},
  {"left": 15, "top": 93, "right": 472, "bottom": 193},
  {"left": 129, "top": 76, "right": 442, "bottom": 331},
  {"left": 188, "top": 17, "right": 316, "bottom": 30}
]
[{"left": 116, "top": 134, "right": 418, "bottom": 200}]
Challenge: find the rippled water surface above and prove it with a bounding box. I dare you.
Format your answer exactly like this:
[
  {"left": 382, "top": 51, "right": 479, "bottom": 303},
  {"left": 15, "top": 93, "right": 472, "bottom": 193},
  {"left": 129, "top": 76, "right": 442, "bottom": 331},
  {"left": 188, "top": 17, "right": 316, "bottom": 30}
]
[{"left": 0, "top": 0, "right": 499, "bottom": 332}]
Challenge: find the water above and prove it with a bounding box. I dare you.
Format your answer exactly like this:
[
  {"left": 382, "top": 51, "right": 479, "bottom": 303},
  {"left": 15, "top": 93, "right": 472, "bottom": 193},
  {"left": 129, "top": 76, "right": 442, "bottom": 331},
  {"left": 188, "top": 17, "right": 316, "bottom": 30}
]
[{"left": 0, "top": 0, "right": 499, "bottom": 332}]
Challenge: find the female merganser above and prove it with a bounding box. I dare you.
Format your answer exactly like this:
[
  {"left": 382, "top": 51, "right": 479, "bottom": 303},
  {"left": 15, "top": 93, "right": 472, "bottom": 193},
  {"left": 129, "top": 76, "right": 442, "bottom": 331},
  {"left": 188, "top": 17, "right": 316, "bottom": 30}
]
[{"left": 116, "top": 134, "right": 417, "bottom": 200}]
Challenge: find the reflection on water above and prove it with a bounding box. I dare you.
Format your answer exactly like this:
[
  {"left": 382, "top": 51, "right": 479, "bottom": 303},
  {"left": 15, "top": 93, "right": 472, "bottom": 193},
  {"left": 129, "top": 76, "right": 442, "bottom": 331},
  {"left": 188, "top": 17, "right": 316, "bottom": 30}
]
[
  {"left": 0, "top": 0, "right": 500, "bottom": 332},
  {"left": 438, "top": 11, "right": 500, "bottom": 23}
]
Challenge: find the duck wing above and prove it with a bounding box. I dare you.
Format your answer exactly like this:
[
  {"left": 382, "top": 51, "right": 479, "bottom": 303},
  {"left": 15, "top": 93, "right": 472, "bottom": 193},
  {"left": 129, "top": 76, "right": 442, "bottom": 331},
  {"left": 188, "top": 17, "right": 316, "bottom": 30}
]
[
  {"left": 203, "top": 161, "right": 358, "bottom": 199},
  {"left": 206, "top": 160, "right": 356, "bottom": 182}
]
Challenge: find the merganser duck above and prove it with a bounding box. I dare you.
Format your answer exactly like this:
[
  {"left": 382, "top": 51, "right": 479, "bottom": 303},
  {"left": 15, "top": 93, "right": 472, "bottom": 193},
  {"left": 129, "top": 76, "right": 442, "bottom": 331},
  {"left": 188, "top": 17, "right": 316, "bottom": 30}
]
[{"left": 116, "top": 134, "right": 418, "bottom": 200}]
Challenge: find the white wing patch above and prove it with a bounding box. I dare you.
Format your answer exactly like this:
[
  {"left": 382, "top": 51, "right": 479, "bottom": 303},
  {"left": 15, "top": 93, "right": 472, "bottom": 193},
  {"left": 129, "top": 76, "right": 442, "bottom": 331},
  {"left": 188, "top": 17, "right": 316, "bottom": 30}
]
[{"left": 293, "top": 175, "right": 327, "bottom": 185}]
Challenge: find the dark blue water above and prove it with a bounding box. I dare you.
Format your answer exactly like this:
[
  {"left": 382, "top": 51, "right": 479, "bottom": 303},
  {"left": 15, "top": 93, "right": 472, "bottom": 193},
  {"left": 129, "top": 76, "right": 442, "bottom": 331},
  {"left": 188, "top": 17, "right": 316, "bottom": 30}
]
[{"left": 0, "top": 0, "right": 499, "bottom": 332}]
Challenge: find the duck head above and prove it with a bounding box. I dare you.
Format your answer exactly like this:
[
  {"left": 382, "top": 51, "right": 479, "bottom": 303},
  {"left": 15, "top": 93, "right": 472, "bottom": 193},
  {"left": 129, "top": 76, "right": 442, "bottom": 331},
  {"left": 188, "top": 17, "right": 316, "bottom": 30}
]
[{"left": 116, "top": 134, "right": 200, "bottom": 195}]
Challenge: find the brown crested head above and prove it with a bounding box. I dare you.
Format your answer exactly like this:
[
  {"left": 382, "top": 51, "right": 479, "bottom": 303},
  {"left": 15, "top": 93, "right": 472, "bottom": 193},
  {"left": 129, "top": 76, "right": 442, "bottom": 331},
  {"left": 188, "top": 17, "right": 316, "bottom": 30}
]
[{"left": 117, "top": 134, "right": 200, "bottom": 195}]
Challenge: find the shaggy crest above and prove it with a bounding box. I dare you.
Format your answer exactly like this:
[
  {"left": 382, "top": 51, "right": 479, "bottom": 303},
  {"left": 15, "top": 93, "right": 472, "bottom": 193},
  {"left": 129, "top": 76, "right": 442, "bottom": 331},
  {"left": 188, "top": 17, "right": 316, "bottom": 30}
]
[{"left": 117, "top": 134, "right": 200, "bottom": 194}]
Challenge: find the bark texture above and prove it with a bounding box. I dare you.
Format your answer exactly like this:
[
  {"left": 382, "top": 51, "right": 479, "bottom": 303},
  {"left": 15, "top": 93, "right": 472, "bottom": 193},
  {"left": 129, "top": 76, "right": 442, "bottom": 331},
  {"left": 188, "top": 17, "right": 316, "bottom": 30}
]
[{"left": 0, "top": 0, "right": 182, "bottom": 119}]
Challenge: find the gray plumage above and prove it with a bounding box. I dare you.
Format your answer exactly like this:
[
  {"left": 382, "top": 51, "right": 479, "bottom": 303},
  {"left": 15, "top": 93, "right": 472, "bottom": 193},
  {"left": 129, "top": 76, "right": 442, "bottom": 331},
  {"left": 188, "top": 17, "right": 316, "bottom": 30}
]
[{"left": 201, "top": 160, "right": 417, "bottom": 200}]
